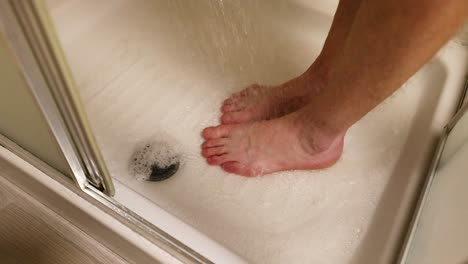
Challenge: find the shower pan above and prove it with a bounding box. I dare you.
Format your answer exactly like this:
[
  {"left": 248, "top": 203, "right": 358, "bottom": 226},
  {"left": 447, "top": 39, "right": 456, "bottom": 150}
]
[{"left": 1, "top": 0, "right": 468, "bottom": 263}]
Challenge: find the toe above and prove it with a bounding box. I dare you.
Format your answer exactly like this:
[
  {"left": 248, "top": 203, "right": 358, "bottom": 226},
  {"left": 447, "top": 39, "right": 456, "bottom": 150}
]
[
  {"left": 221, "top": 111, "right": 251, "bottom": 124},
  {"left": 207, "top": 154, "right": 231, "bottom": 165},
  {"left": 202, "top": 138, "right": 228, "bottom": 148},
  {"left": 223, "top": 98, "right": 233, "bottom": 106},
  {"left": 202, "top": 146, "right": 227, "bottom": 157},
  {"left": 221, "top": 162, "right": 249, "bottom": 176},
  {"left": 222, "top": 162, "right": 262, "bottom": 177},
  {"left": 232, "top": 90, "right": 248, "bottom": 98},
  {"left": 223, "top": 97, "right": 236, "bottom": 105},
  {"left": 221, "top": 103, "right": 242, "bottom": 113},
  {"left": 202, "top": 125, "right": 235, "bottom": 139}
]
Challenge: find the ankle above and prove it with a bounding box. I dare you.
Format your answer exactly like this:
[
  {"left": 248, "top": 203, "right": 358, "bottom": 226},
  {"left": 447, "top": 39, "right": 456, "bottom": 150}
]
[
  {"left": 303, "top": 126, "right": 344, "bottom": 154},
  {"left": 299, "top": 59, "right": 331, "bottom": 96},
  {"left": 291, "top": 111, "right": 346, "bottom": 154}
]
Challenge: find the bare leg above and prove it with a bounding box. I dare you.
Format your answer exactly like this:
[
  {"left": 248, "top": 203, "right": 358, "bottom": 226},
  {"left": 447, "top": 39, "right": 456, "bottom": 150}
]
[
  {"left": 220, "top": 0, "right": 363, "bottom": 124},
  {"left": 202, "top": 0, "right": 468, "bottom": 176}
]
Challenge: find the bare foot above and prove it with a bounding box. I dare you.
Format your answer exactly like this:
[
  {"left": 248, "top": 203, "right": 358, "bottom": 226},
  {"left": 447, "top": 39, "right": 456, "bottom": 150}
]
[
  {"left": 201, "top": 113, "right": 344, "bottom": 176},
  {"left": 220, "top": 70, "right": 327, "bottom": 124}
]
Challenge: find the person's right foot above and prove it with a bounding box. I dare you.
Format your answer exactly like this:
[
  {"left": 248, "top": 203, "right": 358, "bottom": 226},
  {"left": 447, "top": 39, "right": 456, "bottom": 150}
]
[
  {"left": 202, "top": 111, "right": 345, "bottom": 176},
  {"left": 220, "top": 71, "right": 326, "bottom": 124}
]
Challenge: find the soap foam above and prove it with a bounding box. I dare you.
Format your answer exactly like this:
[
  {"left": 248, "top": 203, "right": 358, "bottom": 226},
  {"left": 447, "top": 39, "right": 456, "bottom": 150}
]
[{"left": 129, "top": 139, "right": 181, "bottom": 181}]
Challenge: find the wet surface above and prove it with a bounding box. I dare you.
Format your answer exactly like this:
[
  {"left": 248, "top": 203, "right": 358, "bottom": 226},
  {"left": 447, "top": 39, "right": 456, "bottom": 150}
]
[{"left": 47, "top": 1, "right": 468, "bottom": 263}]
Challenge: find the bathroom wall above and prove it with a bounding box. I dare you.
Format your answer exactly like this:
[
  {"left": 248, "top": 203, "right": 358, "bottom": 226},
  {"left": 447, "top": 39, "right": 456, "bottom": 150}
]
[{"left": 0, "top": 32, "right": 71, "bottom": 177}]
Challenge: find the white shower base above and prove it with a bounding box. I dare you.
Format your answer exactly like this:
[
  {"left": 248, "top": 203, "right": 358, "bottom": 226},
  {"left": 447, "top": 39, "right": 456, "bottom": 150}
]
[{"left": 46, "top": 0, "right": 468, "bottom": 263}]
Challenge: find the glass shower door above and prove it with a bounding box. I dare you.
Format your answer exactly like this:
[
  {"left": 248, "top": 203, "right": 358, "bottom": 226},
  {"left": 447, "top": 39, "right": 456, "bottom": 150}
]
[
  {"left": 0, "top": 0, "right": 115, "bottom": 196},
  {"left": 1, "top": 2, "right": 211, "bottom": 262}
]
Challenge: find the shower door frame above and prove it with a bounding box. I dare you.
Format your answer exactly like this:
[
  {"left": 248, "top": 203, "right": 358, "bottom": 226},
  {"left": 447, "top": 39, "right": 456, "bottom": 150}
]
[
  {"left": 0, "top": 0, "right": 114, "bottom": 195},
  {"left": 0, "top": 0, "right": 213, "bottom": 263}
]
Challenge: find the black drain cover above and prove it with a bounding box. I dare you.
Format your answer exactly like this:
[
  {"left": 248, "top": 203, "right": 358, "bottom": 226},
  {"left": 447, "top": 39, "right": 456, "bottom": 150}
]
[
  {"left": 129, "top": 140, "right": 181, "bottom": 182},
  {"left": 148, "top": 162, "right": 180, "bottom": 182}
]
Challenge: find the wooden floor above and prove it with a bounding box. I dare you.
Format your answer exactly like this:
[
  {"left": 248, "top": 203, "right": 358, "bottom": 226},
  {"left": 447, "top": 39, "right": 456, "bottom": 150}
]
[{"left": 0, "top": 175, "right": 127, "bottom": 264}]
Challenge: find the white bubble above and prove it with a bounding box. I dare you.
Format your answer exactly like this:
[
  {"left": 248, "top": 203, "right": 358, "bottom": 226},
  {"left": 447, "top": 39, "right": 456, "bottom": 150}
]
[{"left": 129, "top": 140, "right": 180, "bottom": 181}]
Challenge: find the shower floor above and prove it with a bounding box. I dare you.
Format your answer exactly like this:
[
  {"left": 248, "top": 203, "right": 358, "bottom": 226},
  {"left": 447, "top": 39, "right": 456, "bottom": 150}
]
[{"left": 46, "top": 0, "right": 468, "bottom": 263}]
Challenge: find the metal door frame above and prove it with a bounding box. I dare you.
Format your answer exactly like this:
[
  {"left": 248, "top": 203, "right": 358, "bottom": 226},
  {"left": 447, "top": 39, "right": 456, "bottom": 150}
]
[{"left": 0, "top": 0, "right": 114, "bottom": 195}]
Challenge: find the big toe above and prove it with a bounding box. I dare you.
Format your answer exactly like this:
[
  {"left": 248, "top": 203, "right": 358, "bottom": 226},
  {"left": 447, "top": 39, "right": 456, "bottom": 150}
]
[
  {"left": 221, "top": 162, "right": 259, "bottom": 177},
  {"left": 221, "top": 102, "right": 242, "bottom": 113},
  {"left": 221, "top": 162, "right": 244, "bottom": 174},
  {"left": 202, "top": 125, "right": 235, "bottom": 139},
  {"left": 221, "top": 111, "right": 252, "bottom": 124}
]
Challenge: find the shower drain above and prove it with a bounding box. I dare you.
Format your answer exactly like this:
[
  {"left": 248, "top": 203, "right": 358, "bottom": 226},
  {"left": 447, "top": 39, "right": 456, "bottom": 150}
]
[
  {"left": 148, "top": 161, "right": 180, "bottom": 181},
  {"left": 129, "top": 140, "right": 180, "bottom": 182}
]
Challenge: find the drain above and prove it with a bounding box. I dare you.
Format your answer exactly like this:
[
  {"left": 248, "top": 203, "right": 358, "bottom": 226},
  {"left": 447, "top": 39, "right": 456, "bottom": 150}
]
[
  {"left": 130, "top": 140, "right": 180, "bottom": 182},
  {"left": 149, "top": 162, "right": 180, "bottom": 181}
]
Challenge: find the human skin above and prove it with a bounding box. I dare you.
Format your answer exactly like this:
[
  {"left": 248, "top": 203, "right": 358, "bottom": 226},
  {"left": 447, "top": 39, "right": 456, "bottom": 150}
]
[{"left": 202, "top": 0, "right": 468, "bottom": 176}]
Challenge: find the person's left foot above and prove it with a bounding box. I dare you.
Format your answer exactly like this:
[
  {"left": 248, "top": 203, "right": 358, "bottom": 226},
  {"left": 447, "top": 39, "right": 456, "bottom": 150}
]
[
  {"left": 220, "top": 65, "right": 328, "bottom": 124},
  {"left": 220, "top": 81, "right": 308, "bottom": 124},
  {"left": 201, "top": 113, "right": 344, "bottom": 176}
]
